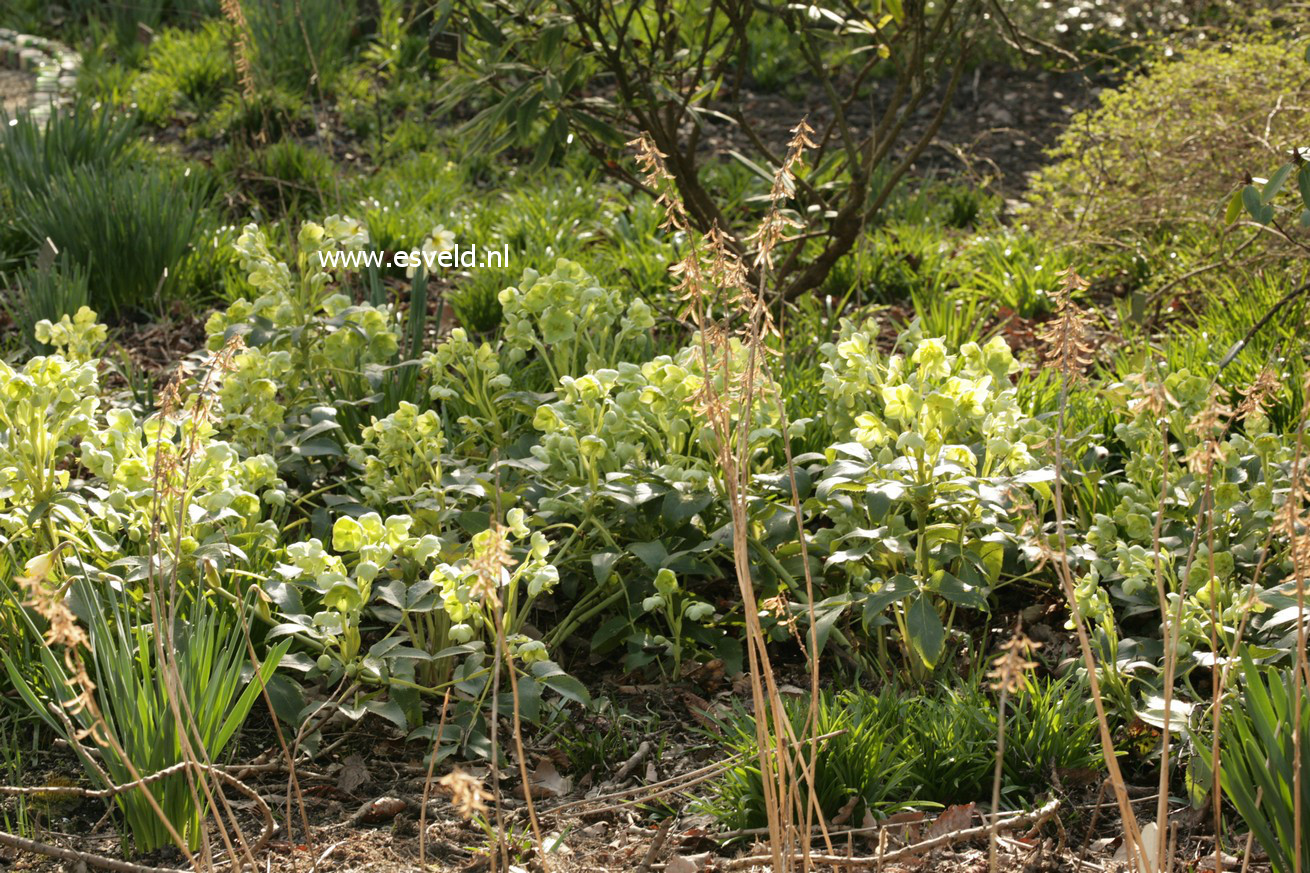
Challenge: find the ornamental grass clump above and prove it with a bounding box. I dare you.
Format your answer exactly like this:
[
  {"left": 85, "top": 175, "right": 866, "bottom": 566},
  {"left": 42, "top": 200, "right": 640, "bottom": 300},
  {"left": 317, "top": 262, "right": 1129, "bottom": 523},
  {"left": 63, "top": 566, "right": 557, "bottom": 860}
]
[
  {"left": 631, "top": 119, "right": 831, "bottom": 871},
  {"left": 16, "top": 165, "right": 206, "bottom": 316}
]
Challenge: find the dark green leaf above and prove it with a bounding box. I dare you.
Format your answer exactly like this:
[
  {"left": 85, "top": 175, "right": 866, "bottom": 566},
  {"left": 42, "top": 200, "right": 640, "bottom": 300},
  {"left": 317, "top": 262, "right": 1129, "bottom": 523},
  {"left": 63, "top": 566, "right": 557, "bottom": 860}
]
[
  {"left": 531, "top": 660, "right": 591, "bottom": 706},
  {"left": 798, "top": 595, "right": 850, "bottom": 657},
  {"left": 1242, "top": 185, "right": 1268, "bottom": 223},
  {"left": 259, "top": 671, "right": 304, "bottom": 726},
  {"left": 1263, "top": 164, "right": 1295, "bottom": 203},
  {"left": 933, "top": 571, "right": 988, "bottom": 611},
  {"left": 905, "top": 596, "right": 945, "bottom": 668},
  {"left": 865, "top": 488, "right": 892, "bottom": 522},
  {"left": 661, "top": 491, "right": 712, "bottom": 525},
  {"left": 592, "top": 551, "right": 621, "bottom": 585},
  {"left": 629, "top": 540, "right": 668, "bottom": 570},
  {"left": 590, "top": 615, "right": 629, "bottom": 654},
  {"left": 862, "top": 574, "right": 916, "bottom": 626},
  {"left": 513, "top": 676, "right": 542, "bottom": 723},
  {"left": 292, "top": 437, "right": 343, "bottom": 457},
  {"left": 365, "top": 698, "right": 409, "bottom": 730}
]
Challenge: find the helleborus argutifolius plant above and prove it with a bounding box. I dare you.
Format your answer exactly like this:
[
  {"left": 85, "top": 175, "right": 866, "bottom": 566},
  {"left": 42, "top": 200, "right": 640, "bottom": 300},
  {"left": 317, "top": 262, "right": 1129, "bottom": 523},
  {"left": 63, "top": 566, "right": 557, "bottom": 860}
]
[
  {"left": 204, "top": 216, "right": 401, "bottom": 454},
  {"left": 500, "top": 258, "right": 655, "bottom": 380},
  {"left": 423, "top": 327, "right": 521, "bottom": 455},
  {"left": 34, "top": 305, "right": 108, "bottom": 363},
  {"left": 270, "top": 505, "right": 566, "bottom": 686},
  {"left": 0, "top": 322, "right": 102, "bottom": 545},
  {"left": 1073, "top": 364, "right": 1299, "bottom": 668},
  {"left": 428, "top": 508, "right": 560, "bottom": 659},
  {"left": 531, "top": 337, "right": 783, "bottom": 489},
  {"left": 78, "top": 405, "right": 283, "bottom": 554},
  {"left": 812, "top": 322, "right": 1052, "bottom": 676},
  {"left": 639, "top": 567, "right": 716, "bottom": 678},
  {"left": 348, "top": 401, "right": 447, "bottom": 507},
  {"left": 274, "top": 512, "right": 426, "bottom": 664}
]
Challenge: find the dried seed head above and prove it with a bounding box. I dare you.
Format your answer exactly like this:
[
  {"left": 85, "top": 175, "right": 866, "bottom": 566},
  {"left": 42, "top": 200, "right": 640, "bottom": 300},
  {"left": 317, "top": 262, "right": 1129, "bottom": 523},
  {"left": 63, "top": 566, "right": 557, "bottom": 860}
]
[
  {"left": 219, "top": 0, "right": 255, "bottom": 98},
  {"left": 760, "top": 594, "right": 798, "bottom": 631},
  {"left": 629, "top": 133, "right": 689, "bottom": 236},
  {"left": 157, "top": 375, "right": 183, "bottom": 419},
  {"left": 747, "top": 119, "right": 814, "bottom": 273},
  {"left": 469, "top": 522, "right": 514, "bottom": 606},
  {"left": 1040, "top": 269, "right": 1096, "bottom": 381},
  {"left": 1237, "top": 368, "right": 1280, "bottom": 420},
  {"left": 1124, "top": 368, "right": 1175, "bottom": 421},
  {"left": 988, "top": 628, "right": 1042, "bottom": 695},
  {"left": 1184, "top": 390, "right": 1233, "bottom": 472},
  {"left": 438, "top": 769, "right": 488, "bottom": 820},
  {"left": 16, "top": 548, "right": 98, "bottom": 717}
]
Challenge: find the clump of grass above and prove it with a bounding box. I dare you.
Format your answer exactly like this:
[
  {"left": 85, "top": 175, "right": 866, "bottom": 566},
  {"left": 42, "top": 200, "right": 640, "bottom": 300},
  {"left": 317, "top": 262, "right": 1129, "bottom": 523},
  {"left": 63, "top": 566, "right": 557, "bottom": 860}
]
[
  {"left": 954, "top": 229, "right": 1070, "bottom": 318},
  {"left": 244, "top": 0, "right": 356, "bottom": 93},
  {"left": 133, "top": 21, "right": 237, "bottom": 125},
  {"left": 449, "top": 278, "right": 504, "bottom": 335},
  {"left": 202, "top": 86, "right": 310, "bottom": 142},
  {"left": 0, "top": 101, "right": 138, "bottom": 199},
  {"left": 1205, "top": 649, "right": 1310, "bottom": 872},
  {"left": 2, "top": 579, "right": 287, "bottom": 854},
  {"left": 702, "top": 674, "right": 1105, "bottom": 832},
  {"left": 16, "top": 165, "right": 207, "bottom": 316},
  {"left": 4, "top": 256, "right": 91, "bottom": 355},
  {"left": 703, "top": 690, "right": 914, "bottom": 832}
]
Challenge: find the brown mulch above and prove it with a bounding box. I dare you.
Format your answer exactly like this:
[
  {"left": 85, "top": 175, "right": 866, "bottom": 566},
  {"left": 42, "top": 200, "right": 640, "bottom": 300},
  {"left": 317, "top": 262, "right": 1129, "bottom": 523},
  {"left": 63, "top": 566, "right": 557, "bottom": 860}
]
[{"left": 0, "top": 670, "right": 1259, "bottom": 873}]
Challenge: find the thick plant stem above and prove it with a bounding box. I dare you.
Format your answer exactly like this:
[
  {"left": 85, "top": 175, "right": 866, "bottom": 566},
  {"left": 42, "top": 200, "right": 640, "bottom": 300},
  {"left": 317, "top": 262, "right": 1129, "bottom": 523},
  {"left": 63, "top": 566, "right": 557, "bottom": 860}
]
[
  {"left": 1045, "top": 277, "right": 1147, "bottom": 870},
  {"left": 989, "top": 684, "right": 1009, "bottom": 872}
]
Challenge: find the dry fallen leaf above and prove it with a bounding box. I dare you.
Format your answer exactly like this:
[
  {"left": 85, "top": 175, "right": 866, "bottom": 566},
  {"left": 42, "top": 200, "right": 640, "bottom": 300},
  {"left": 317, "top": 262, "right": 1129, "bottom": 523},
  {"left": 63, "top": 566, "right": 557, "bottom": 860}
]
[
  {"left": 881, "top": 810, "right": 926, "bottom": 845},
  {"left": 925, "top": 802, "right": 975, "bottom": 838},
  {"left": 680, "top": 690, "right": 720, "bottom": 728},
  {"left": 352, "top": 796, "right": 407, "bottom": 825},
  {"left": 336, "top": 753, "right": 370, "bottom": 794},
  {"left": 1115, "top": 821, "right": 1160, "bottom": 873},
  {"left": 525, "top": 759, "right": 573, "bottom": 799},
  {"left": 665, "top": 851, "right": 713, "bottom": 873},
  {"left": 830, "top": 795, "right": 859, "bottom": 827}
]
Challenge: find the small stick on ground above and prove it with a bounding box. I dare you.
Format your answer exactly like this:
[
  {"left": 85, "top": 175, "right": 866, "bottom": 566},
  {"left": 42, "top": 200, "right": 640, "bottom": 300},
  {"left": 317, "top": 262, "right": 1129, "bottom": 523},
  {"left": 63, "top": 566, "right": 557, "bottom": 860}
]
[
  {"left": 725, "top": 798, "right": 1061, "bottom": 869},
  {"left": 0, "top": 830, "right": 185, "bottom": 873},
  {"left": 635, "top": 820, "right": 672, "bottom": 873},
  {"left": 613, "top": 740, "right": 653, "bottom": 783}
]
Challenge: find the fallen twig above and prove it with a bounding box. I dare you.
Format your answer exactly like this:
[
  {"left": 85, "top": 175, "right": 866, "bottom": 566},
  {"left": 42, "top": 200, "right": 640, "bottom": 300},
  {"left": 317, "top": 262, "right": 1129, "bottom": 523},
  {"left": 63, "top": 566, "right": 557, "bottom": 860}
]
[
  {"left": 547, "top": 729, "right": 848, "bottom": 818},
  {"left": 0, "top": 830, "right": 185, "bottom": 873},
  {"left": 0, "top": 761, "right": 275, "bottom": 862},
  {"left": 613, "top": 740, "right": 654, "bottom": 784},
  {"left": 723, "top": 798, "right": 1061, "bottom": 869},
  {"left": 635, "top": 819, "right": 672, "bottom": 873}
]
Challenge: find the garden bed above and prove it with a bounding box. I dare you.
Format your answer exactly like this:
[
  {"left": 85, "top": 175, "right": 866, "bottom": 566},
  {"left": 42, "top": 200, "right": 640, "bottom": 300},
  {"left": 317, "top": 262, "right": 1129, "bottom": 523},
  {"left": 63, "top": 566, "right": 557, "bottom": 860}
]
[{"left": 0, "top": 3, "right": 1306, "bottom": 873}]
